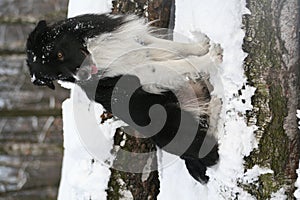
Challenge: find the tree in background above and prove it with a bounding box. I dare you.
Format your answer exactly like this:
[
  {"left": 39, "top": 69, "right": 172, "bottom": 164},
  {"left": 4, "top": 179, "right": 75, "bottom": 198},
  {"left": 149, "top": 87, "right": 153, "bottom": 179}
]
[{"left": 243, "top": 0, "right": 300, "bottom": 198}]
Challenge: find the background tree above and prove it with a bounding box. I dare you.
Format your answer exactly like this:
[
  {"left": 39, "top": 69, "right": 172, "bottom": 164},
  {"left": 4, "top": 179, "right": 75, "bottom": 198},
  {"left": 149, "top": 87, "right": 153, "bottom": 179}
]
[
  {"left": 0, "top": 1, "right": 69, "bottom": 199},
  {"left": 243, "top": 0, "right": 300, "bottom": 198}
]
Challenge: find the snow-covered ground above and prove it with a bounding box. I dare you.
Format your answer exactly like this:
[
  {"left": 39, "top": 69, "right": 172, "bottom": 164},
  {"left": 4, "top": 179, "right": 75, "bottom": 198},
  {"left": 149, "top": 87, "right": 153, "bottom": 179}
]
[
  {"left": 57, "top": 0, "right": 296, "bottom": 200},
  {"left": 158, "top": 1, "right": 258, "bottom": 199},
  {"left": 58, "top": 2, "right": 113, "bottom": 200}
]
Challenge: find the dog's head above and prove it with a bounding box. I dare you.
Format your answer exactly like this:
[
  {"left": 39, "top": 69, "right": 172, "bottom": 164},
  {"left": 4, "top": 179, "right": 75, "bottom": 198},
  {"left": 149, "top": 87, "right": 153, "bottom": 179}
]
[{"left": 26, "top": 20, "right": 90, "bottom": 89}]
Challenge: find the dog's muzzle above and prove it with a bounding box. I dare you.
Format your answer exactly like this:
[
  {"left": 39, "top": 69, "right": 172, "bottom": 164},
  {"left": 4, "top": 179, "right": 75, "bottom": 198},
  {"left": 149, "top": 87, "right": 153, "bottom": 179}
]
[{"left": 31, "top": 76, "right": 56, "bottom": 90}]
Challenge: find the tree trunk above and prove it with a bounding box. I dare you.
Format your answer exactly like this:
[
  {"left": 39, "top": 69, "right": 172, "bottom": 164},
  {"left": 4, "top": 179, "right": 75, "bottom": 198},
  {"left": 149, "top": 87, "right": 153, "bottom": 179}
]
[
  {"left": 243, "top": 0, "right": 300, "bottom": 198},
  {"left": 107, "top": 1, "right": 175, "bottom": 199}
]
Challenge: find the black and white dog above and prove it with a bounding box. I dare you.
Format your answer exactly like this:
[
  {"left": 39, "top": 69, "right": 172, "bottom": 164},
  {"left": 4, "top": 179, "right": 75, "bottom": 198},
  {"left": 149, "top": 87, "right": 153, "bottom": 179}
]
[{"left": 26, "top": 14, "right": 222, "bottom": 183}]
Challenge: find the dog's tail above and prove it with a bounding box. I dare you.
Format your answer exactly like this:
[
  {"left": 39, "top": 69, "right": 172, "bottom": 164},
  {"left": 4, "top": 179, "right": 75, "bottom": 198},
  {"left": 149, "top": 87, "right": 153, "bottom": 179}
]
[{"left": 181, "top": 143, "right": 219, "bottom": 183}]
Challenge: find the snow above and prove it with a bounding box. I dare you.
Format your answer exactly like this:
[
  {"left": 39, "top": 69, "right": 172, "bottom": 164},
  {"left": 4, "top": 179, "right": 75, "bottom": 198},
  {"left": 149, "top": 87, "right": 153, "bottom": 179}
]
[
  {"left": 67, "top": 0, "right": 112, "bottom": 18},
  {"left": 158, "top": 0, "right": 257, "bottom": 199},
  {"left": 296, "top": 170, "right": 300, "bottom": 199},
  {"left": 57, "top": 94, "right": 112, "bottom": 200},
  {"left": 58, "top": 2, "right": 113, "bottom": 200},
  {"left": 295, "top": 110, "right": 300, "bottom": 199},
  {"left": 58, "top": 0, "right": 265, "bottom": 199},
  {"left": 297, "top": 110, "right": 300, "bottom": 132},
  {"left": 242, "top": 165, "right": 273, "bottom": 185},
  {"left": 271, "top": 188, "right": 287, "bottom": 200}
]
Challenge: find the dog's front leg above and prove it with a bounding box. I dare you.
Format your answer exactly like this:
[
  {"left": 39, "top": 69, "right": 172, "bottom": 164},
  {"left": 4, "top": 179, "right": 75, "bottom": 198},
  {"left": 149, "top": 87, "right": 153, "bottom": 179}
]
[
  {"left": 136, "top": 43, "right": 223, "bottom": 81},
  {"left": 141, "top": 32, "right": 210, "bottom": 57}
]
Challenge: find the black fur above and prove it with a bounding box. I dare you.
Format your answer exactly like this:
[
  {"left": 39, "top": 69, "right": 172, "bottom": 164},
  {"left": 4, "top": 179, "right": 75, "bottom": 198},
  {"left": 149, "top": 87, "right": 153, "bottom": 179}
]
[
  {"left": 26, "top": 14, "right": 125, "bottom": 89},
  {"left": 26, "top": 14, "right": 219, "bottom": 183}
]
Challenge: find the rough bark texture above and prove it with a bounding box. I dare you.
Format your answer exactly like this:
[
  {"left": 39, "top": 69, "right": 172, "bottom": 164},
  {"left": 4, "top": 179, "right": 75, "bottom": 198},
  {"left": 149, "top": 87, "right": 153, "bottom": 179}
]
[
  {"left": 107, "top": 129, "right": 160, "bottom": 200},
  {"left": 111, "top": 0, "right": 174, "bottom": 29},
  {"left": 243, "top": 0, "right": 300, "bottom": 198},
  {"left": 107, "top": 1, "right": 175, "bottom": 199}
]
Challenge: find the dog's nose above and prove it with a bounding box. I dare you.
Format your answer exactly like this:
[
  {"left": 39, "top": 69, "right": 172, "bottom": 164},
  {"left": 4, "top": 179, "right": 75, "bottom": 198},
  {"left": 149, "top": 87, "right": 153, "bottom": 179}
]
[{"left": 76, "top": 65, "right": 92, "bottom": 81}]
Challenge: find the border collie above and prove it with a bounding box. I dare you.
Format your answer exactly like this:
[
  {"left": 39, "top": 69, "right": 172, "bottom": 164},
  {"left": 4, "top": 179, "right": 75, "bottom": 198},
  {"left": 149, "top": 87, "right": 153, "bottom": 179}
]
[{"left": 26, "top": 14, "right": 222, "bottom": 183}]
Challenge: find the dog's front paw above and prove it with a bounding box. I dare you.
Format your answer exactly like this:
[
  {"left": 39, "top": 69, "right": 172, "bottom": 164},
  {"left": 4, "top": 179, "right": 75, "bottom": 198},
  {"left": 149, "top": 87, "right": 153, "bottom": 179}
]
[
  {"left": 209, "top": 43, "right": 223, "bottom": 64},
  {"left": 192, "top": 32, "right": 210, "bottom": 44},
  {"left": 191, "top": 32, "right": 210, "bottom": 56}
]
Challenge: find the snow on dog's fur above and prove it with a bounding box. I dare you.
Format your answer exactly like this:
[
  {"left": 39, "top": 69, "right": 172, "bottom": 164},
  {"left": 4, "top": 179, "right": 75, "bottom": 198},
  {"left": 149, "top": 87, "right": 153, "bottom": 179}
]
[
  {"left": 87, "top": 15, "right": 222, "bottom": 123},
  {"left": 26, "top": 13, "right": 222, "bottom": 183}
]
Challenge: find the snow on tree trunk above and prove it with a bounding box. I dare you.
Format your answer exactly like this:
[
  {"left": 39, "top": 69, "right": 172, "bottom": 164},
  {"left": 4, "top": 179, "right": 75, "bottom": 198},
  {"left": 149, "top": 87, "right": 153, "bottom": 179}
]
[
  {"left": 60, "top": 0, "right": 300, "bottom": 199},
  {"left": 243, "top": 0, "right": 300, "bottom": 198},
  {"left": 106, "top": 1, "right": 175, "bottom": 199}
]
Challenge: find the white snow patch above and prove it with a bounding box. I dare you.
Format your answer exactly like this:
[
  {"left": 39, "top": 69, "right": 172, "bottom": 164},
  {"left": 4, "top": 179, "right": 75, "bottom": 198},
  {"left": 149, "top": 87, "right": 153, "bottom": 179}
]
[
  {"left": 294, "top": 110, "right": 300, "bottom": 199},
  {"left": 297, "top": 110, "right": 300, "bottom": 129},
  {"left": 57, "top": 97, "right": 112, "bottom": 200},
  {"left": 242, "top": 165, "right": 273, "bottom": 185},
  {"left": 68, "top": 0, "right": 112, "bottom": 18},
  {"left": 271, "top": 188, "right": 287, "bottom": 200},
  {"left": 58, "top": 1, "right": 113, "bottom": 200},
  {"left": 158, "top": 0, "right": 257, "bottom": 199},
  {"left": 117, "top": 178, "right": 134, "bottom": 200},
  {"left": 295, "top": 166, "right": 300, "bottom": 199}
]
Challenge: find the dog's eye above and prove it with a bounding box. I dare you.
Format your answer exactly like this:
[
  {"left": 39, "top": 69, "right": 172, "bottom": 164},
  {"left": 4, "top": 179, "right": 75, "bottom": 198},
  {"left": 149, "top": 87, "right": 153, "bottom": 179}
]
[{"left": 57, "top": 51, "right": 64, "bottom": 61}]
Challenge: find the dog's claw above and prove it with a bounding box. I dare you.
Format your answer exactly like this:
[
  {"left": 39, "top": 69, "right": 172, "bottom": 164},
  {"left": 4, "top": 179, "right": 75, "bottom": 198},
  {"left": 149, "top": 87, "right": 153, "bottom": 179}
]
[
  {"left": 191, "top": 32, "right": 211, "bottom": 56},
  {"left": 209, "top": 43, "right": 223, "bottom": 64}
]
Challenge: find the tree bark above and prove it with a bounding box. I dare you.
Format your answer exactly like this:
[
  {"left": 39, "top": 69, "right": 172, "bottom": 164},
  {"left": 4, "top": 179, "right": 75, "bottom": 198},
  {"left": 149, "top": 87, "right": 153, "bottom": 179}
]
[
  {"left": 107, "top": 1, "right": 175, "bottom": 199},
  {"left": 243, "top": 0, "right": 300, "bottom": 198}
]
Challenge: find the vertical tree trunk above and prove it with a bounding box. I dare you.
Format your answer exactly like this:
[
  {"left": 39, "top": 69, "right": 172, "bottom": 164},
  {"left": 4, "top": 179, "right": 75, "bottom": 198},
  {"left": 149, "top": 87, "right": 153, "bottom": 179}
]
[
  {"left": 243, "top": 0, "right": 300, "bottom": 198},
  {"left": 107, "top": 1, "right": 175, "bottom": 199}
]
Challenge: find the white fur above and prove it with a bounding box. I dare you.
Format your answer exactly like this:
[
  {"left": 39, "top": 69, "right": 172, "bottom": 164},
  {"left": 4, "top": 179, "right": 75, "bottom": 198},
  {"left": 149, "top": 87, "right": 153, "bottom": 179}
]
[
  {"left": 87, "top": 15, "right": 222, "bottom": 90},
  {"left": 86, "top": 15, "right": 223, "bottom": 134}
]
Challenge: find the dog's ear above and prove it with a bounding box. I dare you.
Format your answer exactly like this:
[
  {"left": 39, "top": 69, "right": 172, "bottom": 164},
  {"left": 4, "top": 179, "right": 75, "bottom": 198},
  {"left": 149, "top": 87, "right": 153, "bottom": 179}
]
[
  {"left": 32, "top": 20, "right": 48, "bottom": 36},
  {"left": 36, "top": 20, "right": 47, "bottom": 31},
  {"left": 27, "top": 20, "right": 48, "bottom": 50}
]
